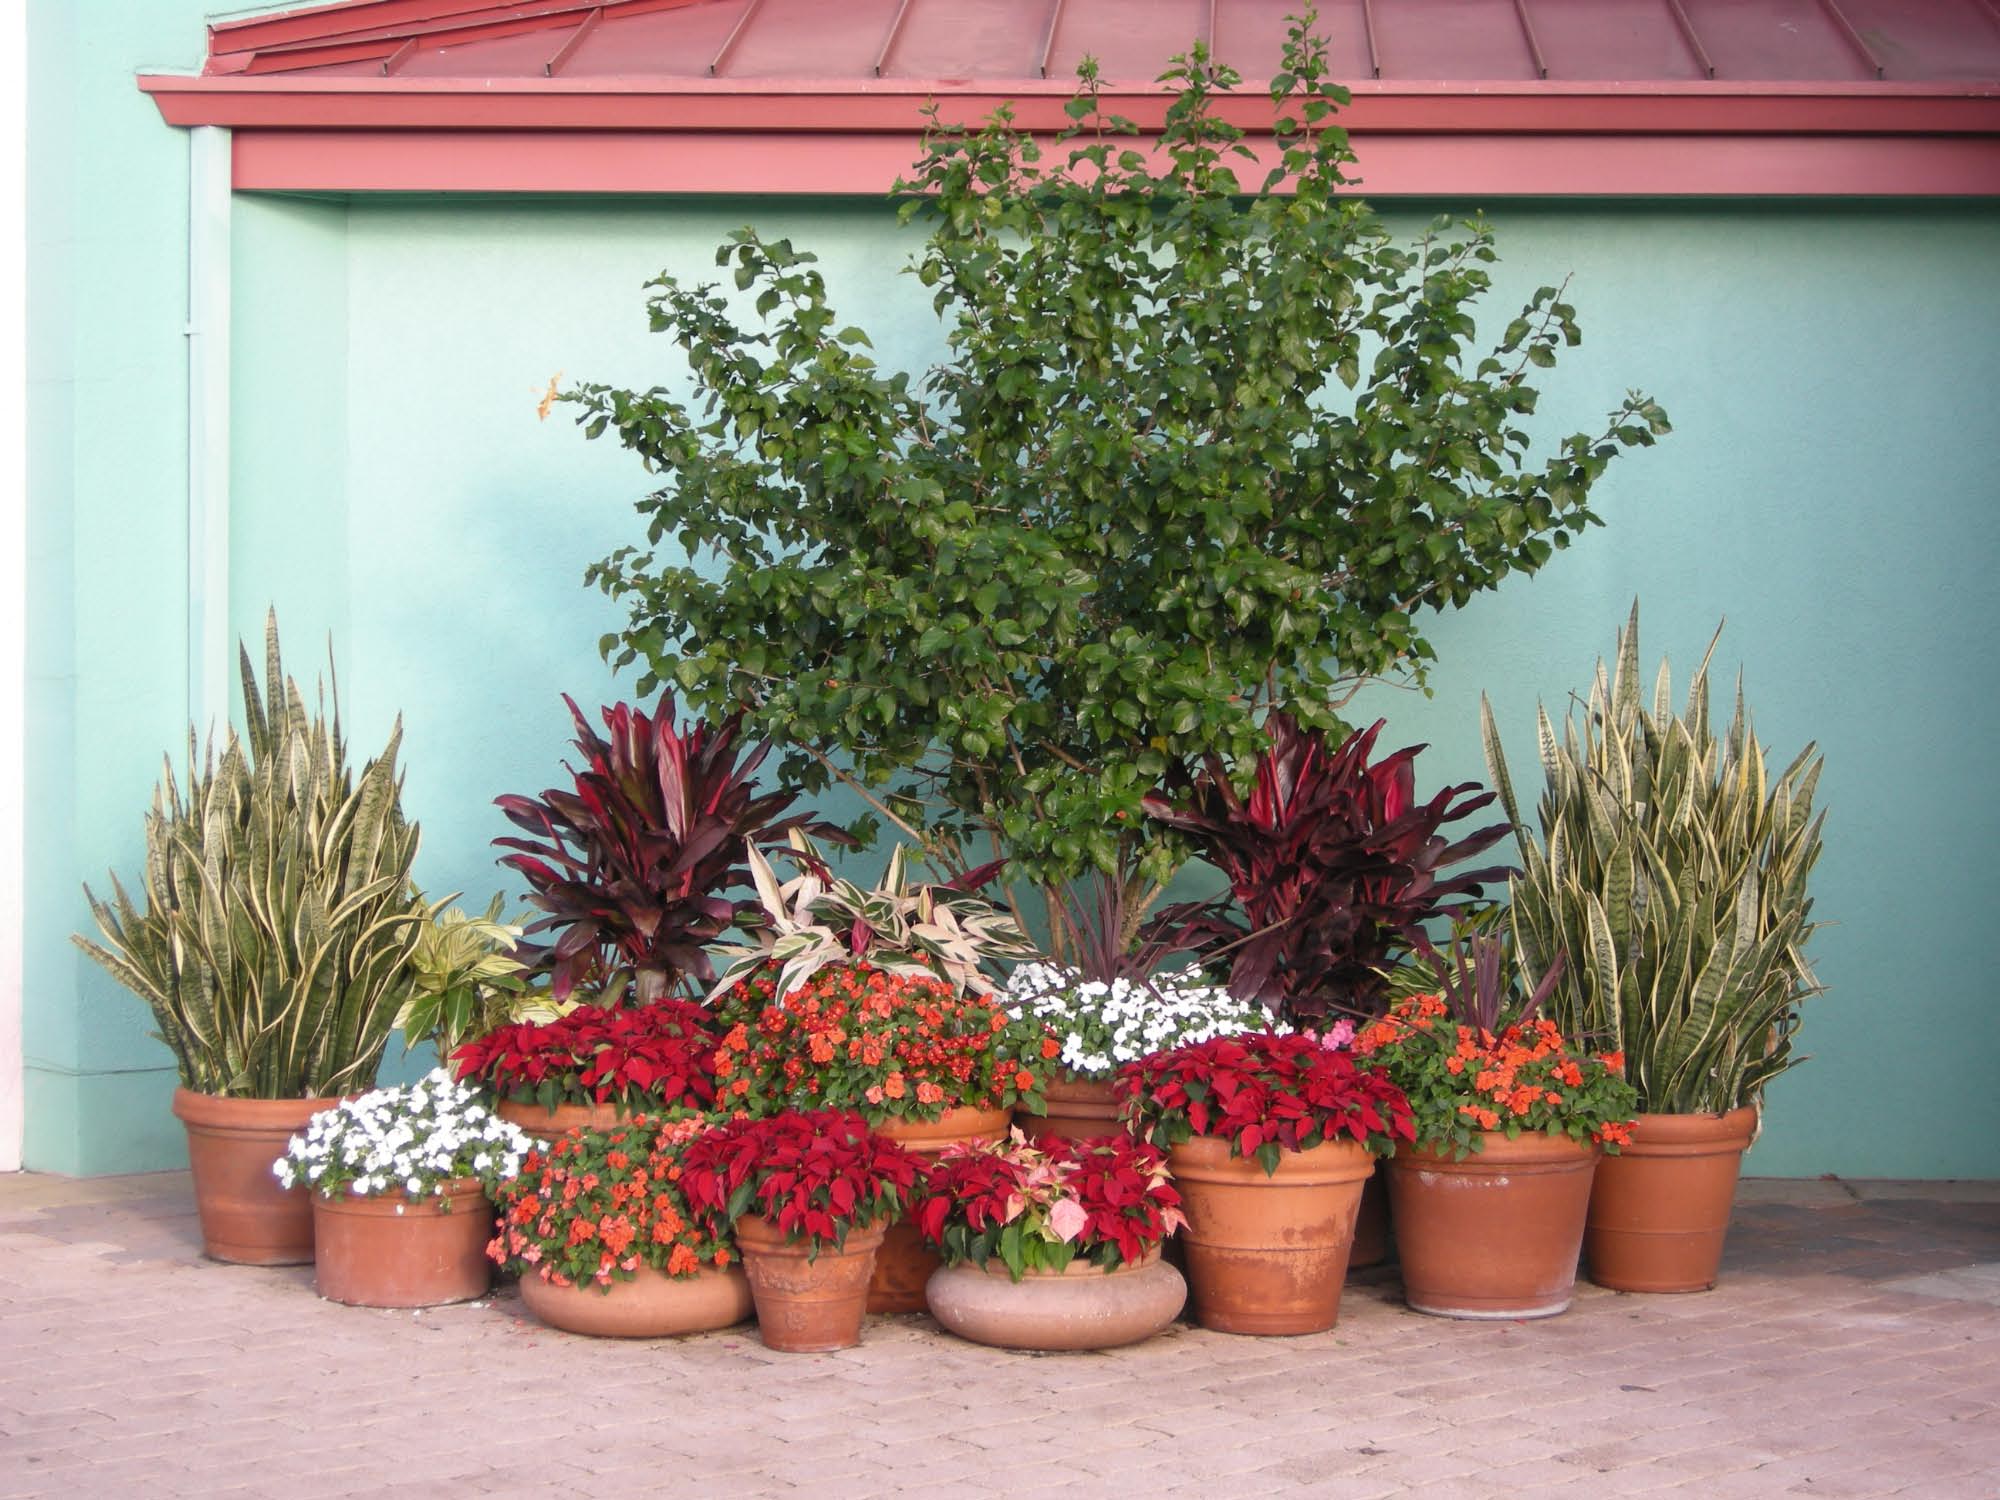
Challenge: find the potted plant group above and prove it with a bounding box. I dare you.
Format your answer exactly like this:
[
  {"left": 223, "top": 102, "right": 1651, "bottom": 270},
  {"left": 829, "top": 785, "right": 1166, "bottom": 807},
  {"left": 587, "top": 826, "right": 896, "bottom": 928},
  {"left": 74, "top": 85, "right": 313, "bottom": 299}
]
[
  {"left": 76, "top": 613, "right": 430, "bottom": 1264},
  {"left": 709, "top": 958, "right": 1053, "bottom": 1311},
  {"left": 489, "top": 1114, "right": 753, "bottom": 1338},
  {"left": 1118, "top": 1032, "right": 1414, "bottom": 1334},
  {"left": 1483, "top": 605, "right": 1826, "bottom": 1292},
  {"left": 450, "top": 997, "right": 720, "bottom": 1140},
  {"left": 1354, "top": 936, "right": 1637, "bottom": 1318},
  {"left": 916, "top": 1131, "right": 1188, "bottom": 1351},
  {"left": 679, "top": 1109, "right": 922, "bottom": 1352},
  {"left": 276, "top": 1068, "right": 532, "bottom": 1308}
]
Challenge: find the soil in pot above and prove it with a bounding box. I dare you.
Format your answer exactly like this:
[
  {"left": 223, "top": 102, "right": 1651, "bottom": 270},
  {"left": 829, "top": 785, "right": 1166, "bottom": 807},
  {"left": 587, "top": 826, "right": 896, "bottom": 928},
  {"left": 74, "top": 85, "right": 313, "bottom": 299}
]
[
  {"left": 1386, "top": 1132, "right": 1600, "bottom": 1319},
  {"left": 1017, "top": 1077, "right": 1123, "bottom": 1144},
  {"left": 518, "top": 1263, "right": 754, "bottom": 1338},
  {"left": 173, "top": 1089, "right": 341, "bottom": 1265},
  {"left": 866, "top": 1105, "right": 1012, "bottom": 1314},
  {"left": 1586, "top": 1107, "right": 1758, "bottom": 1293},
  {"left": 734, "top": 1214, "right": 887, "bottom": 1352},
  {"left": 310, "top": 1179, "right": 495, "bottom": 1308},
  {"left": 926, "top": 1250, "right": 1186, "bottom": 1351},
  {"left": 1167, "top": 1134, "right": 1374, "bottom": 1336}
]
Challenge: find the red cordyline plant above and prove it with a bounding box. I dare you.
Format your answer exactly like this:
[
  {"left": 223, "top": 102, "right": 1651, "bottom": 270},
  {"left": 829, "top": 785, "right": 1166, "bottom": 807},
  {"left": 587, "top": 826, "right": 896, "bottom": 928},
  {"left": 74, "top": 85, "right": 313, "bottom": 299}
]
[
  {"left": 709, "top": 961, "right": 1058, "bottom": 1124},
  {"left": 678, "top": 1108, "right": 922, "bottom": 1254},
  {"left": 450, "top": 998, "right": 719, "bottom": 1114},
  {"left": 488, "top": 1114, "right": 732, "bottom": 1290},
  {"left": 494, "top": 693, "right": 850, "bottom": 1001},
  {"left": 915, "top": 1131, "right": 1187, "bottom": 1280},
  {"left": 1143, "top": 714, "right": 1511, "bottom": 1026},
  {"left": 1117, "top": 1031, "right": 1416, "bottom": 1174}
]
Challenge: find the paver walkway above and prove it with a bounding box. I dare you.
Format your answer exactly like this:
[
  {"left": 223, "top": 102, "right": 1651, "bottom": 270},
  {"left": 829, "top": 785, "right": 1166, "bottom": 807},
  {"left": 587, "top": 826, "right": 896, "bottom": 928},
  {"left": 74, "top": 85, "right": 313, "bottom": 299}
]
[{"left": 1, "top": 1173, "right": 1996, "bottom": 1499}]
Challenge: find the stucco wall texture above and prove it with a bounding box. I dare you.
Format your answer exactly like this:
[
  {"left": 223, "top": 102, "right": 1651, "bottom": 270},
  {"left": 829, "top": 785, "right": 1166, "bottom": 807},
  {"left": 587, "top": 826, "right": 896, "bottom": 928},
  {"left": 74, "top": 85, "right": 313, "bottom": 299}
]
[{"left": 25, "top": 0, "right": 2000, "bottom": 1175}]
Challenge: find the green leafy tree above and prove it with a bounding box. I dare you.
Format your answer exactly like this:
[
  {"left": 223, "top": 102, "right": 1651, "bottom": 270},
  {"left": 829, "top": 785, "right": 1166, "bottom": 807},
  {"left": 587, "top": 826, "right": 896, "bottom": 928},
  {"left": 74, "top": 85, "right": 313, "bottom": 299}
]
[{"left": 567, "top": 16, "right": 1668, "bottom": 949}]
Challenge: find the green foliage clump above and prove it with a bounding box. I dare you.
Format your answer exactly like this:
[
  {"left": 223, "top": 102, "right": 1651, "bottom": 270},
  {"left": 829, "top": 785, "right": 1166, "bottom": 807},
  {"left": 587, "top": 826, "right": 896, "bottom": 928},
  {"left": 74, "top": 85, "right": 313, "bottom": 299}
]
[{"left": 568, "top": 17, "right": 1667, "bottom": 930}]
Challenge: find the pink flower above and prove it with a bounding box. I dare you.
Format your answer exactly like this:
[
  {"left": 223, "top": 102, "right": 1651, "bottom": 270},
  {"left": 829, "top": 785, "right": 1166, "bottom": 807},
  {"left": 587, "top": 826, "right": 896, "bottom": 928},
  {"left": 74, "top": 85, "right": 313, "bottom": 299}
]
[
  {"left": 1317, "top": 1019, "right": 1357, "bottom": 1050},
  {"left": 1046, "top": 1196, "right": 1089, "bottom": 1244}
]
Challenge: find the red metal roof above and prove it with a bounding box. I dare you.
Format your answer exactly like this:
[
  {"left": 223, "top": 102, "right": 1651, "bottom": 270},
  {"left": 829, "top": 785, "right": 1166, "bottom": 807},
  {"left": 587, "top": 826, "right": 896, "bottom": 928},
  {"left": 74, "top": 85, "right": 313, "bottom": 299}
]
[{"left": 139, "top": 0, "right": 2000, "bottom": 195}]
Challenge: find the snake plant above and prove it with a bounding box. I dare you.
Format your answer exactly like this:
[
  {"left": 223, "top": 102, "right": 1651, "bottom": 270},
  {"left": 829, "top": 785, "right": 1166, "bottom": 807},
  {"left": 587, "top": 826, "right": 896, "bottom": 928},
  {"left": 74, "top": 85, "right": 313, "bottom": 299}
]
[
  {"left": 75, "top": 612, "right": 427, "bottom": 1098},
  {"left": 1481, "top": 604, "right": 1826, "bottom": 1114}
]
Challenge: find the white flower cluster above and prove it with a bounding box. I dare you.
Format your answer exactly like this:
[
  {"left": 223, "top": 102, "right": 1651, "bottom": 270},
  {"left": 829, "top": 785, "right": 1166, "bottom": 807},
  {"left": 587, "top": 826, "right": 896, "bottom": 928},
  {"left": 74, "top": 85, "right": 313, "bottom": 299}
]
[
  {"left": 1003, "top": 962, "right": 1288, "bottom": 1080},
  {"left": 274, "top": 1068, "right": 532, "bottom": 1200}
]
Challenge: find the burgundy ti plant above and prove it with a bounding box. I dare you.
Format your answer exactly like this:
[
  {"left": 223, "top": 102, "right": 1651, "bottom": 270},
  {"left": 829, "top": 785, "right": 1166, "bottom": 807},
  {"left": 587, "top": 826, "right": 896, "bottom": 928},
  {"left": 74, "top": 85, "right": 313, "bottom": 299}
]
[
  {"left": 1144, "top": 715, "right": 1510, "bottom": 1025},
  {"left": 495, "top": 694, "right": 848, "bottom": 1001}
]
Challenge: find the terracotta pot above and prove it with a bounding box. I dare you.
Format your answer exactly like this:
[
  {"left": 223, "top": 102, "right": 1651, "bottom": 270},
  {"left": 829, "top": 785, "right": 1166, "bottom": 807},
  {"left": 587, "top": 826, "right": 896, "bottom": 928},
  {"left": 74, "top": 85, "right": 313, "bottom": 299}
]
[
  {"left": 519, "top": 1261, "right": 754, "bottom": 1338},
  {"left": 172, "top": 1088, "right": 342, "bottom": 1264},
  {"left": 494, "top": 1097, "right": 636, "bottom": 1142},
  {"left": 866, "top": 1105, "right": 1012, "bottom": 1313},
  {"left": 1348, "top": 1172, "right": 1391, "bottom": 1271},
  {"left": 1018, "top": 1077, "right": 1125, "bottom": 1144},
  {"left": 1386, "top": 1132, "right": 1600, "bottom": 1319},
  {"left": 734, "top": 1213, "right": 887, "bottom": 1352},
  {"left": 1586, "top": 1107, "right": 1758, "bottom": 1293},
  {"left": 926, "top": 1249, "right": 1187, "bottom": 1351},
  {"left": 310, "top": 1178, "right": 495, "bottom": 1308},
  {"left": 1167, "top": 1134, "right": 1375, "bottom": 1335}
]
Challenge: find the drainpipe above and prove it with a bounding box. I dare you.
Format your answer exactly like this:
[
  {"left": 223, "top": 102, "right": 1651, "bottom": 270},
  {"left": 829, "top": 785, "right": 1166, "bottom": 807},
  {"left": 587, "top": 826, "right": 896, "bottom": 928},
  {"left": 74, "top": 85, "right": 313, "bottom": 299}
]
[
  {"left": 186, "top": 125, "right": 231, "bottom": 739},
  {"left": 2, "top": 0, "right": 26, "bottom": 1171}
]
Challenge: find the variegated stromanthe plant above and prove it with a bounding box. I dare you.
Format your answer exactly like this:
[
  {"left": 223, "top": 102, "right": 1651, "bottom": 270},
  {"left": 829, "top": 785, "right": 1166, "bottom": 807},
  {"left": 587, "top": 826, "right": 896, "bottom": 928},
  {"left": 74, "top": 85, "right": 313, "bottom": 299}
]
[
  {"left": 1481, "top": 603, "right": 1826, "bottom": 1115},
  {"left": 76, "top": 612, "right": 428, "bottom": 1098}
]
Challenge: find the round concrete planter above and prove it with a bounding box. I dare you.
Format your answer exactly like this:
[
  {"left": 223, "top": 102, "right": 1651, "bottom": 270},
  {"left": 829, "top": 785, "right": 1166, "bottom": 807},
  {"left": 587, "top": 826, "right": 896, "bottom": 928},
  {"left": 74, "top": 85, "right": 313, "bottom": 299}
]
[
  {"left": 519, "top": 1262, "right": 754, "bottom": 1338},
  {"left": 926, "top": 1250, "right": 1186, "bottom": 1351}
]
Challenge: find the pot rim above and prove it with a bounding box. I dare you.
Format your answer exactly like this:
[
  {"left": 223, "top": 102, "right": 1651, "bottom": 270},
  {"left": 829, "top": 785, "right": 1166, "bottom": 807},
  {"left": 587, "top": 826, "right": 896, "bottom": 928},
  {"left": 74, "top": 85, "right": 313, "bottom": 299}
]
[{"left": 171, "top": 1088, "right": 344, "bottom": 1128}]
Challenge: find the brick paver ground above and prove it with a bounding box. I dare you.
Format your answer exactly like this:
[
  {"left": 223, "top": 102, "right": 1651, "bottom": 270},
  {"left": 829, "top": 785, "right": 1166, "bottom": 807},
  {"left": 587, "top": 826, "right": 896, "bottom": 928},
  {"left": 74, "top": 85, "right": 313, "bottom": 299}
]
[{"left": 1, "top": 1172, "right": 1995, "bottom": 1499}]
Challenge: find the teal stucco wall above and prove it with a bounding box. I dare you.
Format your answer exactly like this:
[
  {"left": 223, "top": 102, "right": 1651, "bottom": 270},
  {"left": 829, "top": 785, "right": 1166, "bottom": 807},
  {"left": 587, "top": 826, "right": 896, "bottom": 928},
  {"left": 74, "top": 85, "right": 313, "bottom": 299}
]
[{"left": 25, "top": 2, "right": 2000, "bottom": 1175}]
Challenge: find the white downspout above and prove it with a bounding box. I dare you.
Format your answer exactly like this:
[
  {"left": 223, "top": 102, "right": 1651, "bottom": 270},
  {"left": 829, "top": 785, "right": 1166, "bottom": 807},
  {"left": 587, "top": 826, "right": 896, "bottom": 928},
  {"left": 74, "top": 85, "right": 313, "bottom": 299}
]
[
  {"left": 186, "top": 125, "right": 231, "bottom": 739},
  {"left": 1, "top": 0, "right": 27, "bottom": 1171}
]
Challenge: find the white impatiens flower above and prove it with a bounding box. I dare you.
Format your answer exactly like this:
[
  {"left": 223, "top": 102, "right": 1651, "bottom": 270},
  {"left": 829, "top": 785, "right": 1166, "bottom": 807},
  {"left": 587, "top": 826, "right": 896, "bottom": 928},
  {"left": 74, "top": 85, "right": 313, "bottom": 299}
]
[
  {"left": 274, "top": 1068, "right": 531, "bottom": 1202},
  {"left": 1003, "top": 963, "right": 1287, "bottom": 1081}
]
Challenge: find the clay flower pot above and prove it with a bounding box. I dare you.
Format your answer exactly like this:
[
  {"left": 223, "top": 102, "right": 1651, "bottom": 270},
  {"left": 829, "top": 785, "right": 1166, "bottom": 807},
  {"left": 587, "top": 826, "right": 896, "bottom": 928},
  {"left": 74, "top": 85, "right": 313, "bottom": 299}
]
[
  {"left": 310, "top": 1178, "right": 496, "bottom": 1308},
  {"left": 734, "top": 1214, "right": 887, "bottom": 1352},
  {"left": 1586, "top": 1107, "right": 1758, "bottom": 1293},
  {"left": 1167, "top": 1134, "right": 1375, "bottom": 1335},
  {"left": 1348, "top": 1173, "right": 1391, "bottom": 1271},
  {"left": 494, "top": 1097, "right": 635, "bottom": 1143},
  {"left": 926, "top": 1249, "right": 1186, "bottom": 1351},
  {"left": 172, "top": 1088, "right": 341, "bottom": 1264},
  {"left": 1386, "top": 1132, "right": 1600, "bottom": 1319},
  {"left": 519, "top": 1263, "right": 754, "bottom": 1338},
  {"left": 1017, "top": 1077, "right": 1123, "bottom": 1144},
  {"left": 866, "top": 1105, "right": 1012, "bottom": 1313}
]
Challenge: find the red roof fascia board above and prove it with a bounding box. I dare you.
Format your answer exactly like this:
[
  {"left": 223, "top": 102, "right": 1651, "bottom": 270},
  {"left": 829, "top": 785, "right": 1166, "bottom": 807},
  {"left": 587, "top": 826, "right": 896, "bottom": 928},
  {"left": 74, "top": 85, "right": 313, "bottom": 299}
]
[
  {"left": 139, "top": 74, "right": 2000, "bottom": 136},
  {"left": 225, "top": 123, "right": 2000, "bottom": 196}
]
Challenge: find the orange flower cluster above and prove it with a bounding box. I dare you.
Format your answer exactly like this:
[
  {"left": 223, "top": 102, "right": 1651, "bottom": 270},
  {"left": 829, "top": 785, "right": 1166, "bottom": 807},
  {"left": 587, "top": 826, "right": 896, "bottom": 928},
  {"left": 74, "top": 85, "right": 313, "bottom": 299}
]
[
  {"left": 487, "top": 1114, "right": 733, "bottom": 1290},
  {"left": 1354, "top": 994, "right": 1637, "bottom": 1156},
  {"left": 710, "top": 961, "right": 1053, "bottom": 1125}
]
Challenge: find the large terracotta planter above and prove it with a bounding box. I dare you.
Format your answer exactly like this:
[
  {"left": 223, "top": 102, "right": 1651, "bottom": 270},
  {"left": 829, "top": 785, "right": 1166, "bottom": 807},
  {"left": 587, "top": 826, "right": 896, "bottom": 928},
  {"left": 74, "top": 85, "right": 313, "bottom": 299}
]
[
  {"left": 1386, "top": 1132, "right": 1600, "bottom": 1319},
  {"left": 1349, "top": 1173, "right": 1391, "bottom": 1271},
  {"left": 172, "top": 1088, "right": 341, "bottom": 1264},
  {"left": 519, "top": 1262, "right": 754, "bottom": 1338},
  {"left": 494, "top": 1097, "right": 635, "bottom": 1143},
  {"left": 866, "top": 1105, "right": 1012, "bottom": 1313},
  {"left": 734, "top": 1213, "right": 887, "bottom": 1352},
  {"left": 1018, "top": 1077, "right": 1124, "bottom": 1144},
  {"left": 926, "top": 1249, "right": 1187, "bottom": 1351},
  {"left": 1587, "top": 1107, "right": 1758, "bottom": 1293},
  {"left": 310, "top": 1178, "right": 495, "bottom": 1308},
  {"left": 1167, "top": 1134, "right": 1375, "bottom": 1335}
]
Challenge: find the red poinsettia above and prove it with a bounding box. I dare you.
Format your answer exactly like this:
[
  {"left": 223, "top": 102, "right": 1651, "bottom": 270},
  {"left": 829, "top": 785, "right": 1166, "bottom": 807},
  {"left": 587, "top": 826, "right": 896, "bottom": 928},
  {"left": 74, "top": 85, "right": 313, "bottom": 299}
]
[
  {"left": 677, "top": 1109, "right": 922, "bottom": 1253},
  {"left": 1116, "top": 1031, "right": 1415, "bottom": 1173},
  {"left": 451, "top": 999, "right": 718, "bottom": 1113},
  {"left": 915, "top": 1132, "right": 1186, "bottom": 1279}
]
